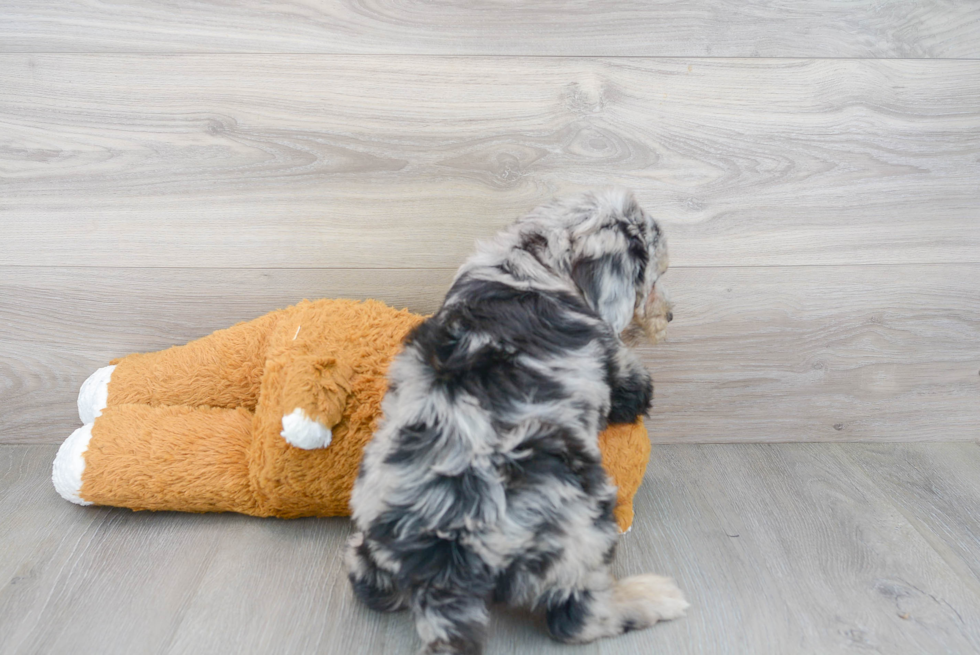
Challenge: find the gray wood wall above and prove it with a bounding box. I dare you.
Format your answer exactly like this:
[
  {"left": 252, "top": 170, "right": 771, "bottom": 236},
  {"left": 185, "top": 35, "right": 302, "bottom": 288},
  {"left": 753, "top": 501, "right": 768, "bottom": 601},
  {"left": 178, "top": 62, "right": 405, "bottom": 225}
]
[{"left": 2, "top": 2, "right": 978, "bottom": 444}]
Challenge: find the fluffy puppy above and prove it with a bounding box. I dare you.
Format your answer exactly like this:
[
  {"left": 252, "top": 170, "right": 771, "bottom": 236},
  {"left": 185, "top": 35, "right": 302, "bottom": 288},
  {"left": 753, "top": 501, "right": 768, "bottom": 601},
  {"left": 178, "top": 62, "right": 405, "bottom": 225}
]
[{"left": 347, "top": 190, "right": 686, "bottom": 654}]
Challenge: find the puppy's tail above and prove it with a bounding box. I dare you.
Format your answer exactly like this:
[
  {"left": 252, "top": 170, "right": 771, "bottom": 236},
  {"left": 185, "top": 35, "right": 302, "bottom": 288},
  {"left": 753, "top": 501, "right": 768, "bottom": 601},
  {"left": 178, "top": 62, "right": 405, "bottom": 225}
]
[{"left": 547, "top": 574, "right": 689, "bottom": 643}]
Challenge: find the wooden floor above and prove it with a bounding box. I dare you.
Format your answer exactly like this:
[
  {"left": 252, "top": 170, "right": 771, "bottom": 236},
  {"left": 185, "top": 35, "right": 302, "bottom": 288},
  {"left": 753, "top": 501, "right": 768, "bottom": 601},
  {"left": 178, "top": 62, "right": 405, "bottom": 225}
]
[{"left": 2, "top": 441, "right": 980, "bottom": 655}]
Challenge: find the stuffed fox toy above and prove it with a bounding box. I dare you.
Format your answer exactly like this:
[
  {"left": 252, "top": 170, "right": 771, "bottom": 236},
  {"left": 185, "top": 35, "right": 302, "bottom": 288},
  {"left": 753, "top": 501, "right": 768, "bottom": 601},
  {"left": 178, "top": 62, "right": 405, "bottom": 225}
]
[{"left": 53, "top": 299, "right": 652, "bottom": 532}]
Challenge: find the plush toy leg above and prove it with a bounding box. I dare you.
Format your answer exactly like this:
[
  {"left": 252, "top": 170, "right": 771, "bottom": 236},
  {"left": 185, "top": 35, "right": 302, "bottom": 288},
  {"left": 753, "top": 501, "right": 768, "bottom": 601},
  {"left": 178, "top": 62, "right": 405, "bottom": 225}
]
[
  {"left": 53, "top": 423, "right": 96, "bottom": 505},
  {"left": 54, "top": 403, "right": 259, "bottom": 514},
  {"left": 107, "top": 311, "right": 280, "bottom": 411},
  {"left": 78, "top": 365, "right": 116, "bottom": 423}
]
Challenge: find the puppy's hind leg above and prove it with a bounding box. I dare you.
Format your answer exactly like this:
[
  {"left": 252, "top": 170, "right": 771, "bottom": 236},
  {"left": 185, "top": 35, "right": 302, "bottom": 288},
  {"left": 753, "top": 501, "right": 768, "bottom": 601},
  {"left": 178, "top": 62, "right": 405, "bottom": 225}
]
[
  {"left": 345, "top": 532, "right": 408, "bottom": 613},
  {"left": 411, "top": 585, "right": 490, "bottom": 655},
  {"left": 544, "top": 567, "right": 688, "bottom": 644}
]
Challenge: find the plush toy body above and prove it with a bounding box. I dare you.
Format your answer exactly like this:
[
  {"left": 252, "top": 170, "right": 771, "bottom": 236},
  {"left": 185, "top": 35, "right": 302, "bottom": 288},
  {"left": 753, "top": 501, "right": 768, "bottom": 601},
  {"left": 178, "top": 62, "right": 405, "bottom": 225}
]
[{"left": 53, "top": 299, "right": 651, "bottom": 531}]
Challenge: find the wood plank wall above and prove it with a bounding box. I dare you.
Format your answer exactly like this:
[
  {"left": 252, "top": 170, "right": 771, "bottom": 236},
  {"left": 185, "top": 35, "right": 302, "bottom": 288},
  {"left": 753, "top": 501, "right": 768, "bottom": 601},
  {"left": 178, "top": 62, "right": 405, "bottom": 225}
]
[{"left": 1, "top": 3, "right": 978, "bottom": 444}]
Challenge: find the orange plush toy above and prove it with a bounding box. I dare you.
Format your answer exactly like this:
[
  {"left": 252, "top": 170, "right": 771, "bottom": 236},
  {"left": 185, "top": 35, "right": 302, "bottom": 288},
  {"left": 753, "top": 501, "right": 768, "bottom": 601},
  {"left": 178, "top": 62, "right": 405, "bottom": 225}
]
[{"left": 53, "top": 299, "right": 652, "bottom": 532}]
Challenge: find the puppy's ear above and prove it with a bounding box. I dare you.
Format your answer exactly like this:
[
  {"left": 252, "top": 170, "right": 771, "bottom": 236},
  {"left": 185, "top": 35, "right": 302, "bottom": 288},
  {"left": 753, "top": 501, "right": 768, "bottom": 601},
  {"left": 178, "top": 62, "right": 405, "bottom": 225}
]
[
  {"left": 571, "top": 249, "right": 640, "bottom": 334},
  {"left": 567, "top": 190, "right": 650, "bottom": 333}
]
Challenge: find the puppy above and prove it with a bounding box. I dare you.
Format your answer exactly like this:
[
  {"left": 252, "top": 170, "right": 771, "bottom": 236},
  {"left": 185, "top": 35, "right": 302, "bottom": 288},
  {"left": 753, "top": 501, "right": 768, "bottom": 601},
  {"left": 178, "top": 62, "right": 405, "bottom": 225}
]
[{"left": 347, "top": 190, "right": 686, "bottom": 654}]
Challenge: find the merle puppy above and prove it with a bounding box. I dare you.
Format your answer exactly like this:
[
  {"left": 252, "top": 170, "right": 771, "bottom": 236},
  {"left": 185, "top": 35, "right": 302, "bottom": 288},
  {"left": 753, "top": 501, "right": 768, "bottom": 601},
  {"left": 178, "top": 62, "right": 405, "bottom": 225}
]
[{"left": 347, "top": 190, "right": 686, "bottom": 654}]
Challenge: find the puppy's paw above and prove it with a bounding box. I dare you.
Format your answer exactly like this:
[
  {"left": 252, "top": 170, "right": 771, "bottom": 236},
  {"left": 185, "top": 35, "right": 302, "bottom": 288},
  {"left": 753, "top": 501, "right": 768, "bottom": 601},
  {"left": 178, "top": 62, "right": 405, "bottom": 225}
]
[
  {"left": 280, "top": 408, "right": 333, "bottom": 449},
  {"left": 614, "top": 574, "right": 689, "bottom": 628}
]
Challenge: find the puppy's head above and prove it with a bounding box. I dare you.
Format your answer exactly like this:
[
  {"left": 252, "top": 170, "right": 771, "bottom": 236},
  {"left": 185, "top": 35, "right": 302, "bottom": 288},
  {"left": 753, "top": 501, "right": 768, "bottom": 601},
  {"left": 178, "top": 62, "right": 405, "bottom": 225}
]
[{"left": 531, "top": 189, "right": 671, "bottom": 344}]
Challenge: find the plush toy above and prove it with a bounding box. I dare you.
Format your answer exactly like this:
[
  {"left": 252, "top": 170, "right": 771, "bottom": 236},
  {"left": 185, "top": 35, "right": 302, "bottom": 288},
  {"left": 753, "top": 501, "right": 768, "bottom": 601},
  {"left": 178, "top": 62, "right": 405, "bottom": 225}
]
[{"left": 52, "top": 299, "right": 652, "bottom": 532}]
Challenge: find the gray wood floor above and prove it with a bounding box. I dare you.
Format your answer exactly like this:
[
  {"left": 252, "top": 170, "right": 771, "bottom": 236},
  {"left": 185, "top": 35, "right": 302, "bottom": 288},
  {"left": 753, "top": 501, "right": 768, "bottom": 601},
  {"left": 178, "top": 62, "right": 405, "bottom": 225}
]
[{"left": 2, "top": 441, "right": 979, "bottom": 655}]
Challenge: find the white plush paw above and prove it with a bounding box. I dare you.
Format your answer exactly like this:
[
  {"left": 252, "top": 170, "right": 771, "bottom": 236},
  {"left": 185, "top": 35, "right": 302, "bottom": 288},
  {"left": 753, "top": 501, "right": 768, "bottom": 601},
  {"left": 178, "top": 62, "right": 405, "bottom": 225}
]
[
  {"left": 52, "top": 424, "right": 94, "bottom": 505},
  {"left": 78, "top": 365, "right": 115, "bottom": 424},
  {"left": 614, "top": 574, "right": 690, "bottom": 624},
  {"left": 281, "top": 408, "right": 333, "bottom": 449}
]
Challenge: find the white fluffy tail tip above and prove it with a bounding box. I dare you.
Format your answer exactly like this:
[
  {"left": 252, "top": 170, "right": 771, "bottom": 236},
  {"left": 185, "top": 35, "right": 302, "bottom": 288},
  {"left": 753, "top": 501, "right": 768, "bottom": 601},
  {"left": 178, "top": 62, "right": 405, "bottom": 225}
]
[
  {"left": 78, "top": 365, "right": 115, "bottom": 424},
  {"left": 53, "top": 424, "right": 94, "bottom": 505},
  {"left": 281, "top": 408, "right": 333, "bottom": 450}
]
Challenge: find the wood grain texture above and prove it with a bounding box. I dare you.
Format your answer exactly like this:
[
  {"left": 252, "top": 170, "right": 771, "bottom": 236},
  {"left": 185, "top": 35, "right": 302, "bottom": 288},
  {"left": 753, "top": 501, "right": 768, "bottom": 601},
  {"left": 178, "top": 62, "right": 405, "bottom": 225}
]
[
  {"left": 843, "top": 443, "right": 980, "bottom": 592},
  {"left": 2, "top": 1, "right": 979, "bottom": 57},
  {"left": 3, "top": 442, "right": 980, "bottom": 654},
  {"left": 642, "top": 264, "right": 980, "bottom": 443},
  {"left": 615, "top": 442, "right": 980, "bottom": 654},
  {"left": 3, "top": 56, "right": 979, "bottom": 268},
  {"left": 2, "top": 265, "right": 977, "bottom": 445},
  {"left": 0, "top": 444, "right": 366, "bottom": 655}
]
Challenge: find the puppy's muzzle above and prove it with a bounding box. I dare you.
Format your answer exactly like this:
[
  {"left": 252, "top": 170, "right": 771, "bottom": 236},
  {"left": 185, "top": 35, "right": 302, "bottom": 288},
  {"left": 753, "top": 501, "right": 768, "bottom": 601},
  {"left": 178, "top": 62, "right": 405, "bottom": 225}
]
[{"left": 622, "top": 284, "right": 672, "bottom": 346}]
